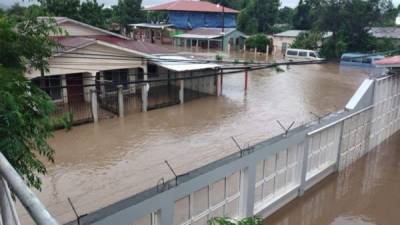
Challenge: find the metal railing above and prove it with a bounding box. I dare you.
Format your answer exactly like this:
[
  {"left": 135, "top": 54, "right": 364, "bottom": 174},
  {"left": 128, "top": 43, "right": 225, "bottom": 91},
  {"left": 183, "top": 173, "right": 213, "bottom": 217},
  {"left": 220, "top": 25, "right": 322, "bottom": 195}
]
[{"left": 0, "top": 153, "right": 59, "bottom": 225}]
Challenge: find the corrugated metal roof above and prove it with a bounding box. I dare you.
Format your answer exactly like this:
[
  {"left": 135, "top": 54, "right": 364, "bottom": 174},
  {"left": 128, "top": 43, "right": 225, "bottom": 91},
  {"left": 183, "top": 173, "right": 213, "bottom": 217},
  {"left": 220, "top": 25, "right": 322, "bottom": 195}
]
[
  {"left": 145, "top": 0, "right": 239, "bottom": 13},
  {"left": 369, "top": 27, "right": 400, "bottom": 39},
  {"left": 374, "top": 56, "right": 400, "bottom": 67},
  {"left": 151, "top": 55, "right": 220, "bottom": 72},
  {"left": 174, "top": 28, "right": 239, "bottom": 39},
  {"left": 273, "top": 30, "right": 307, "bottom": 37}
]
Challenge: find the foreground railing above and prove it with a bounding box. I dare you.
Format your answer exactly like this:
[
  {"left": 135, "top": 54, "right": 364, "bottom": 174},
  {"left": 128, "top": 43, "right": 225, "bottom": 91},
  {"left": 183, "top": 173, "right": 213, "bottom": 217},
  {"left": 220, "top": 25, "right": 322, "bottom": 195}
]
[{"left": 0, "top": 153, "right": 59, "bottom": 225}]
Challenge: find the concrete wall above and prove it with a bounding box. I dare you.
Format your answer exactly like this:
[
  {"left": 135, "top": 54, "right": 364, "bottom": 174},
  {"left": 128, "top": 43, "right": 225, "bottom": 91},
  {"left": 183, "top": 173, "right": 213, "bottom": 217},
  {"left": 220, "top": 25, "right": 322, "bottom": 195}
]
[
  {"left": 65, "top": 74, "right": 400, "bottom": 225},
  {"left": 272, "top": 36, "right": 296, "bottom": 51}
]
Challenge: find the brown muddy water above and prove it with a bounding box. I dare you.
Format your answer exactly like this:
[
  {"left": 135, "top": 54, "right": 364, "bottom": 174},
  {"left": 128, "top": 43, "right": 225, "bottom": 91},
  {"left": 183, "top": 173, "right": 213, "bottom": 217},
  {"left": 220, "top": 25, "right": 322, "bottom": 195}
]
[
  {"left": 21, "top": 62, "right": 369, "bottom": 224},
  {"left": 264, "top": 131, "right": 400, "bottom": 225}
]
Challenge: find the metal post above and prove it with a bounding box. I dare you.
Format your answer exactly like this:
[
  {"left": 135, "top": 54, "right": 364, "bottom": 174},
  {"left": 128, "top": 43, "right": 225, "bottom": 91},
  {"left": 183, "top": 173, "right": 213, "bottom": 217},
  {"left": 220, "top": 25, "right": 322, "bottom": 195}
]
[
  {"left": 0, "top": 178, "right": 13, "bottom": 225},
  {"left": 299, "top": 138, "right": 310, "bottom": 196},
  {"left": 117, "top": 85, "right": 124, "bottom": 118},
  {"left": 90, "top": 90, "right": 98, "bottom": 122},
  {"left": 244, "top": 69, "right": 248, "bottom": 91},
  {"left": 179, "top": 79, "right": 184, "bottom": 104},
  {"left": 239, "top": 164, "right": 256, "bottom": 217},
  {"left": 220, "top": 70, "right": 223, "bottom": 95},
  {"left": 0, "top": 153, "right": 59, "bottom": 225}
]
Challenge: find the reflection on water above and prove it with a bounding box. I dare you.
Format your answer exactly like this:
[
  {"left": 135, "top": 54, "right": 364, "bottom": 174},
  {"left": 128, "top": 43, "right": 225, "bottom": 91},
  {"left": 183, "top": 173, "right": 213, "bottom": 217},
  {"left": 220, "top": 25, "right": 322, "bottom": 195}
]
[
  {"left": 22, "top": 61, "right": 368, "bottom": 224},
  {"left": 264, "top": 131, "right": 400, "bottom": 225}
]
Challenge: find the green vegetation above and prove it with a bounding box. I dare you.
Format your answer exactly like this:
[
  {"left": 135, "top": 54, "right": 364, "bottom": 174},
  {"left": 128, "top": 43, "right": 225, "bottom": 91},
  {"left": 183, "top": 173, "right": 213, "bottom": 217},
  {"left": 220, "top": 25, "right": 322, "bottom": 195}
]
[
  {"left": 216, "top": 54, "right": 224, "bottom": 61},
  {"left": 290, "top": 0, "right": 400, "bottom": 58},
  {"left": 237, "top": 0, "right": 280, "bottom": 34},
  {"left": 245, "top": 34, "right": 272, "bottom": 53},
  {"left": 0, "top": 14, "right": 59, "bottom": 190},
  {"left": 208, "top": 217, "right": 262, "bottom": 225}
]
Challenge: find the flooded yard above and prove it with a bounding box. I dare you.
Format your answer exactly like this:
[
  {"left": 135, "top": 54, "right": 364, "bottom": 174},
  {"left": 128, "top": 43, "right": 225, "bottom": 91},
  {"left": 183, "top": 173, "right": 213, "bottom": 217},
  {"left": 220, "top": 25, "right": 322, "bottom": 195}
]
[{"left": 25, "top": 62, "right": 367, "bottom": 223}]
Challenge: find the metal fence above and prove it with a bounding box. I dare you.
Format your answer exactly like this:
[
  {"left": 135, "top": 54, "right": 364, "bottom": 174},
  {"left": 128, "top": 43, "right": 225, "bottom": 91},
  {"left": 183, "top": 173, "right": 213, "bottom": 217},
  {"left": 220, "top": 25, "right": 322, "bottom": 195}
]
[{"left": 62, "top": 73, "right": 400, "bottom": 225}]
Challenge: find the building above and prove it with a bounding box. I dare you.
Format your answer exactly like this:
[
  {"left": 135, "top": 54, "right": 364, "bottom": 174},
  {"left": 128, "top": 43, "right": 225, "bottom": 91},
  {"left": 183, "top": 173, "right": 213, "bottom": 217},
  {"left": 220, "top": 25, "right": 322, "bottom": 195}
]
[
  {"left": 145, "top": 0, "right": 239, "bottom": 30},
  {"left": 27, "top": 17, "right": 221, "bottom": 124},
  {"left": 272, "top": 30, "right": 332, "bottom": 52},
  {"left": 173, "top": 27, "right": 247, "bottom": 51},
  {"left": 369, "top": 27, "right": 400, "bottom": 42}
]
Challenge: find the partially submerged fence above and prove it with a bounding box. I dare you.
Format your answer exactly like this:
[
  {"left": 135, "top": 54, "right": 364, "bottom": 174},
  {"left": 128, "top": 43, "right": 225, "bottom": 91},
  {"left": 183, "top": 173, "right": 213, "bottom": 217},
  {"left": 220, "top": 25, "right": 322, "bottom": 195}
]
[{"left": 62, "top": 73, "right": 400, "bottom": 225}]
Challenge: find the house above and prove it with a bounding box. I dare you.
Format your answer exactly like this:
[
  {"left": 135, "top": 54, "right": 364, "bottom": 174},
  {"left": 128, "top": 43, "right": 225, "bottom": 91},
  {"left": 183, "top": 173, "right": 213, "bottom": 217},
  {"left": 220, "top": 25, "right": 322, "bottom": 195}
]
[
  {"left": 144, "top": 0, "right": 239, "bottom": 30},
  {"left": 27, "top": 17, "right": 221, "bottom": 124},
  {"left": 173, "top": 27, "right": 247, "bottom": 51},
  {"left": 139, "top": 0, "right": 246, "bottom": 51},
  {"left": 272, "top": 30, "right": 332, "bottom": 52},
  {"left": 369, "top": 27, "right": 400, "bottom": 46}
]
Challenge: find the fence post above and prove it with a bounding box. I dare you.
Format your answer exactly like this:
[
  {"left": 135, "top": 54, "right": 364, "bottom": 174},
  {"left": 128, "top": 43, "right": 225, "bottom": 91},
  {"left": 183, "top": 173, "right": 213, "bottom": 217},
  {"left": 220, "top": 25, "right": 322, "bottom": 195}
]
[
  {"left": 298, "top": 138, "right": 310, "bottom": 196},
  {"left": 335, "top": 121, "right": 345, "bottom": 171},
  {"left": 142, "top": 83, "right": 149, "bottom": 112},
  {"left": 118, "top": 85, "right": 124, "bottom": 118},
  {"left": 266, "top": 45, "right": 269, "bottom": 61},
  {"left": 239, "top": 163, "right": 256, "bottom": 217},
  {"left": 244, "top": 69, "right": 248, "bottom": 91},
  {"left": 0, "top": 177, "right": 13, "bottom": 225},
  {"left": 179, "top": 79, "right": 184, "bottom": 104},
  {"left": 90, "top": 90, "right": 98, "bottom": 123}
]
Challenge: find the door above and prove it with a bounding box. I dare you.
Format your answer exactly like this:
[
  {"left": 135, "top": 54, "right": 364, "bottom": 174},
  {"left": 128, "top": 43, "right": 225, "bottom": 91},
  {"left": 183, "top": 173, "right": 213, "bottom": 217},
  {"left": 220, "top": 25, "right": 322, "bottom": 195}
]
[{"left": 66, "top": 73, "right": 84, "bottom": 103}]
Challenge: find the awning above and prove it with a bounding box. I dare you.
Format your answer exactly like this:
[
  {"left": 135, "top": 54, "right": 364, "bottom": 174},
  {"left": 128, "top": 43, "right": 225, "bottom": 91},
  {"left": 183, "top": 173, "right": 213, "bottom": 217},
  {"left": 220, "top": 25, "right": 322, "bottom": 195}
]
[{"left": 151, "top": 55, "right": 220, "bottom": 72}]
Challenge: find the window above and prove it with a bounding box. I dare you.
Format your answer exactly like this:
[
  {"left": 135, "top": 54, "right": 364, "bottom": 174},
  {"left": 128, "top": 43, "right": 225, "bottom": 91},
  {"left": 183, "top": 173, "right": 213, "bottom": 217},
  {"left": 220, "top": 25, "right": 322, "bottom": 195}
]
[
  {"left": 309, "top": 52, "right": 317, "bottom": 58},
  {"left": 341, "top": 57, "right": 351, "bottom": 62},
  {"left": 148, "top": 64, "right": 158, "bottom": 78},
  {"left": 32, "top": 76, "right": 62, "bottom": 101},
  {"left": 104, "top": 69, "right": 129, "bottom": 91},
  {"left": 298, "top": 51, "right": 307, "bottom": 57},
  {"left": 362, "top": 58, "right": 372, "bottom": 64},
  {"left": 287, "top": 50, "right": 297, "bottom": 56}
]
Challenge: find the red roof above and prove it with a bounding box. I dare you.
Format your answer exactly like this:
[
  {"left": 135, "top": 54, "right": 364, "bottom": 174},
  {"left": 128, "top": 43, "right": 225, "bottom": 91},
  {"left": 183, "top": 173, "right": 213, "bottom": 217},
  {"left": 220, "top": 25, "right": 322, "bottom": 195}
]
[
  {"left": 374, "top": 56, "right": 400, "bottom": 67},
  {"left": 145, "top": 0, "right": 239, "bottom": 13}
]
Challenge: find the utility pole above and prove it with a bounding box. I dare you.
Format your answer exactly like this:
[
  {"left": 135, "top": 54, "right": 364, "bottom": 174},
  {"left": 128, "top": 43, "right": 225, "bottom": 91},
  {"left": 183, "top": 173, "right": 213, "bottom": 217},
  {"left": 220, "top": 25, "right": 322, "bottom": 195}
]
[{"left": 219, "top": 1, "right": 225, "bottom": 51}]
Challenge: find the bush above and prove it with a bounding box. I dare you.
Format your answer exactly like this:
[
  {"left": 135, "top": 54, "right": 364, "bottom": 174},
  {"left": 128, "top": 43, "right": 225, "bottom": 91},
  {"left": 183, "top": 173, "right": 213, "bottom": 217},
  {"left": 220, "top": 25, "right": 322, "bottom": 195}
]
[
  {"left": 291, "top": 31, "right": 323, "bottom": 50},
  {"left": 245, "top": 34, "right": 272, "bottom": 53}
]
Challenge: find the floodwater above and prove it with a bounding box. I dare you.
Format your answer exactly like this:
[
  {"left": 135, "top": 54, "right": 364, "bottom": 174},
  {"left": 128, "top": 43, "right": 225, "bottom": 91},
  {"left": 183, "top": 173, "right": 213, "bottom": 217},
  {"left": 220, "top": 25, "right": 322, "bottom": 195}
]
[
  {"left": 21, "top": 59, "right": 369, "bottom": 223},
  {"left": 264, "top": 131, "right": 400, "bottom": 225}
]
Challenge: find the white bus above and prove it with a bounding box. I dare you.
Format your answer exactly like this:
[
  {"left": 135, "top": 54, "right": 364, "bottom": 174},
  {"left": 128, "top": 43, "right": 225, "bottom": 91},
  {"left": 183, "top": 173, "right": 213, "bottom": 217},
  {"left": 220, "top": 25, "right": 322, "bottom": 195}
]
[{"left": 284, "top": 48, "right": 324, "bottom": 61}]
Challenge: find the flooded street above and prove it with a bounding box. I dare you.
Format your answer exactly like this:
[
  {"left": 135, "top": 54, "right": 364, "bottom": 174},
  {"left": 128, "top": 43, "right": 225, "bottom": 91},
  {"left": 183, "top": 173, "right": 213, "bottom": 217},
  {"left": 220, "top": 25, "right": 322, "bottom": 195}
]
[
  {"left": 264, "top": 131, "right": 400, "bottom": 225},
  {"left": 28, "top": 62, "right": 368, "bottom": 223}
]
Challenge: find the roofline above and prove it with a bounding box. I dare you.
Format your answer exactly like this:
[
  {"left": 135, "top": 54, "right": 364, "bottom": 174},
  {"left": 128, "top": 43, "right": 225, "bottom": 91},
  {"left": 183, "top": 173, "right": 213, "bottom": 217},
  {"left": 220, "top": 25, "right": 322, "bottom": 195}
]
[
  {"left": 95, "top": 40, "right": 154, "bottom": 59},
  {"left": 144, "top": 8, "right": 239, "bottom": 14},
  {"left": 54, "top": 17, "right": 130, "bottom": 40},
  {"left": 53, "top": 39, "right": 97, "bottom": 57}
]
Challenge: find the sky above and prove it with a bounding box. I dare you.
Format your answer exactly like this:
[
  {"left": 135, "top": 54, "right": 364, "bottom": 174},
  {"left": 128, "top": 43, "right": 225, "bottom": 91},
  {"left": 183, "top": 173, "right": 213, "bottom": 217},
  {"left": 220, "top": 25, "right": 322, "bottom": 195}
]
[{"left": 1, "top": 0, "right": 400, "bottom": 9}]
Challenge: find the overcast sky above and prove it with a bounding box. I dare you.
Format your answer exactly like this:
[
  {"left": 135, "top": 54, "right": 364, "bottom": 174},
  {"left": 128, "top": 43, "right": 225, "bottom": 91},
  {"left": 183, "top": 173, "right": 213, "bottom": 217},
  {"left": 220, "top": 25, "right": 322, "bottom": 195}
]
[{"left": 1, "top": 0, "right": 400, "bottom": 9}]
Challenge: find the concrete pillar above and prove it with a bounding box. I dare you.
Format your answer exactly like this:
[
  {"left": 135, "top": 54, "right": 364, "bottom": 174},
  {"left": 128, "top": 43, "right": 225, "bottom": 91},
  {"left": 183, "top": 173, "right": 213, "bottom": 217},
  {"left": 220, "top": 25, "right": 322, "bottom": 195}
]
[
  {"left": 299, "top": 138, "right": 310, "bottom": 196},
  {"left": 216, "top": 73, "right": 222, "bottom": 96},
  {"left": 61, "top": 75, "right": 68, "bottom": 103},
  {"left": 254, "top": 47, "right": 257, "bottom": 58},
  {"left": 207, "top": 40, "right": 210, "bottom": 52},
  {"left": 117, "top": 85, "right": 124, "bottom": 118},
  {"left": 128, "top": 68, "right": 136, "bottom": 94},
  {"left": 179, "top": 79, "right": 184, "bottom": 104},
  {"left": 90, "top": 90, "right": 98, "bottom": 122},
  {"left": 99, "top": 71, "right": 105, "bottom": 98},
  {"left": 244, "top": 44, "right": 246, "bottom": 52},
  {"left": 0, "top": 178, "right": 13, "bottom": 225},
  {"left": 266, "top": 45, "right": 269, "bottom": 61},
  {"left": 239, "top": 164, "right": 256, "bottom": 217},
  {"left": 228, "top": 42, "right": 231, "bottom": 53},
  {"left": 142, "top": 83, "right": 149, "bottom": 112},
  {"left": 244, "top": 69, "right": 248, "bottom": 91}
]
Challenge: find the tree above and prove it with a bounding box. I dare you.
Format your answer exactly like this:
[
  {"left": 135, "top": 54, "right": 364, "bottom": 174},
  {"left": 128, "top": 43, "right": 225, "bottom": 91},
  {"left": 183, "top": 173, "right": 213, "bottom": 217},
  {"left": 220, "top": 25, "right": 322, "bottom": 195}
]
[
  {"left": 245, "top": 34, "right": 272, "bottom": 53},
  {"left": 237, "top": 0, "right": 280, "bottom": 34},
  {"left": 292, "top": 0, "right": 312, "bottom": 30},
  {"left": 0, "top": 13, "right": 61, "bottom": 190},
  {"left": 204, "top": 0, "right": 244, "bottom": 10},
  {"left": 38, "top": 0, "right": 80, "bottom": 20},
  {"left": 115, "top": 0, "right": 144, "bottom": 32},
  {"left": 277, "top": 7, "right": 295, "bottom": 25},
  {"left": 291, "top": 31, "right": 323, "bottom": 50},
  {"left": 80, "top": 0, "right": 107, "bottom": 28}
]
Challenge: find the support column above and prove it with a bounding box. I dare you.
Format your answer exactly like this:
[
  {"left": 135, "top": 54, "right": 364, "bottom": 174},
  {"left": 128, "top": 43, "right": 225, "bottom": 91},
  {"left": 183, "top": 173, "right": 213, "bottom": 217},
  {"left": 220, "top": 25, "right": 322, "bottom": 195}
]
[
  {"left": 0, "top": 178, "right": 13, "bottom": 225},
  {"left": 216, "top": 73, "right": 222, "bottom": 96},
  {"left": 61, "top": 75, "right": 68, "bottom": 104},
  {"left": 90, "top": 90, "right": 98, "bottom": 122},
  {"left": 244, "top": 69, "right": 248, "bottom": 91},
  {"left": 266, "top": 45, "right": 269, "bottom": 61},
  {"left": 239, "top": 164, "right": 257, "bottom": 217},
  {"left": 118, "top": 85, "right": 124, "bottom": 118},
  {"left": 128, "top": 68, "right": 136, "bottom": 94},
  {"left": 99, "top": 71, "right": 105, "bottom": 98},
  {"left": 142, "top": 84, "right": 149, "bottom": 112},
  {"left": 179, "top": 79, "right": 184, "bottom": 104},
  {"left": 207, "top": 39, "right": 210, "bottom": 52},
  {"left": 299, "top": 138, "right": 310, "bottom": 196}
]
